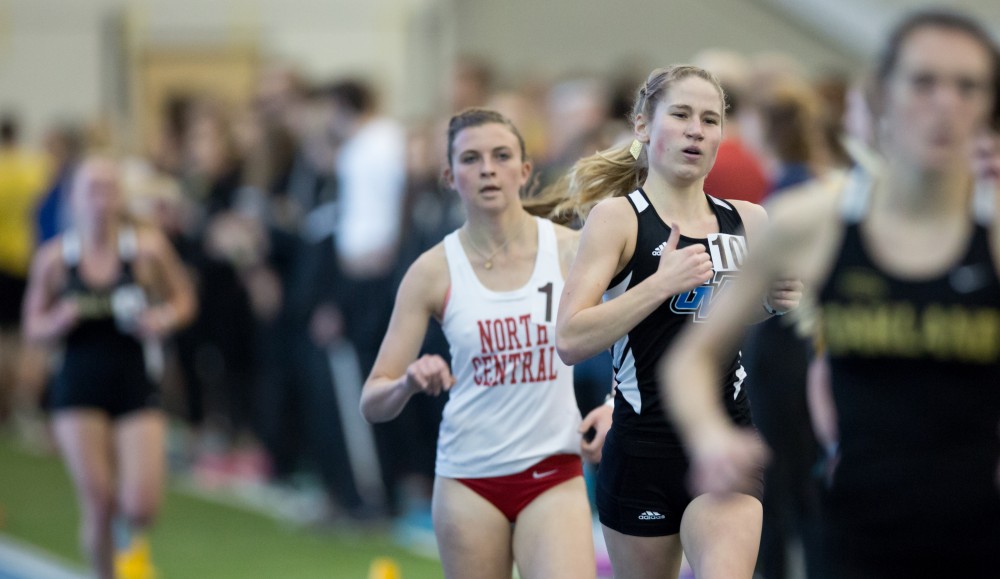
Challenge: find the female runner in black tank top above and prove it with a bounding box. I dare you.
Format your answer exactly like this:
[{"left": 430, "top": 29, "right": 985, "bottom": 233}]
[
  {"left": 664, "top": 10, "right": 1000, "bottom": 578},
  {"left": 544, "top": 65, "right": 801, "bottom": 579},
  {"left": 22, "top": 157, "right": 196, "bottom": 579}
]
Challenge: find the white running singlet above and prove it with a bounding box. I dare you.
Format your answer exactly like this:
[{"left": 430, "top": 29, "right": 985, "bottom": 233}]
[{"left": 436, "top": 217, "right": 581, "bottom": 478}]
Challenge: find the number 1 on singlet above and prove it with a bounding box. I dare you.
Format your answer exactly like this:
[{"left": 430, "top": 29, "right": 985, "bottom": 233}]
[{"left": 537, "top": 282, "right": 553, "bottom": 323}]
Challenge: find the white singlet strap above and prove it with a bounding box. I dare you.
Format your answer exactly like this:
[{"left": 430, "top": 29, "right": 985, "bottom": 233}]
[
  {"left": 839, "top": 167, "right": 873, "bottom": 224},
  {"left": 118, "top": 227, "right": 138, "bottom": 261},
  {"left": 628, "top": 190, "right": 649, "bottom": 213},
  {"left": 972, "top": 179, "right": 996, "bottom": 226},
  {"left": 62, "top": 231, "right": 81, "bottom": 266}
]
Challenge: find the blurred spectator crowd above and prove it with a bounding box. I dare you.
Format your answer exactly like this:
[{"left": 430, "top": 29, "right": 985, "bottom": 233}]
[{"left": 0, "top": 48, "right": 865, "bottom": 539}]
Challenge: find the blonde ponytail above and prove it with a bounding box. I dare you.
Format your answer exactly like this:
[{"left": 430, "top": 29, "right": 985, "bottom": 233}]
[{"left": 524, "top": 142, "right": 646, "bottom": 224}]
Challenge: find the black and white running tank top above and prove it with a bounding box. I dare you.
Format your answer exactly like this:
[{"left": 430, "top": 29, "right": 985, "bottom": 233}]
[{"left": 604, "top": 189, "right": 752, "bottom": 442}]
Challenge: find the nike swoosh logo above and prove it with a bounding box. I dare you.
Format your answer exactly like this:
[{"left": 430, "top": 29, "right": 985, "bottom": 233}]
[{"left": 532, "top": 469, "right": 557, "bottom": 479}]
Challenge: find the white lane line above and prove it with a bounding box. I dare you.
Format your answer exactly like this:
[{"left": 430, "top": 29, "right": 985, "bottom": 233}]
[{"left": 0, "top": 534, "right": 87, "bottom": 579}]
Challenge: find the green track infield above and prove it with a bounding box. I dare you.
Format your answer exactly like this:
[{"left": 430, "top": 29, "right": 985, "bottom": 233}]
[{"left": 0, "top": 435, "right": 443, "bottom": 578}]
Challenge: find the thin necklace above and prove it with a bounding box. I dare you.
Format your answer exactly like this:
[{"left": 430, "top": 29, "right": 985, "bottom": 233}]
[{"left": 463, "top": 217, "right": 530, "bottom": 270}]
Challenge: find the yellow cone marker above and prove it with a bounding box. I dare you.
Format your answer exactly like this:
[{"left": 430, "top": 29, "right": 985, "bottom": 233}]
[{"left": 367, "top": 557, "right": 401, "bottom": 579}]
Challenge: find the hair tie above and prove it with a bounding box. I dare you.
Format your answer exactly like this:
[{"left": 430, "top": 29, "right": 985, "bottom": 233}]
[{"left": 629, "top": 139, "right": 643, "bottom": 160}]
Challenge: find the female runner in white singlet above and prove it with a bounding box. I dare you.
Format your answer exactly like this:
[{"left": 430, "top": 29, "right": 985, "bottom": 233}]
[{"left": 360, "top": 108, "right": 595, "bottom": 579}]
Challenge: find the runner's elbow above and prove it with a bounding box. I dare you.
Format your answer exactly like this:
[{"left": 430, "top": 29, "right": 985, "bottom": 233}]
[{"left": 556, "top": 332, "right": 586, "bottom": 366}]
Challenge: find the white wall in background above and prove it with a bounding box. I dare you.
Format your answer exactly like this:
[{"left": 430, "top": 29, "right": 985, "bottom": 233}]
[
  {"left": 451, "top": 0, "right": 862, "bottom": 85},
  {"left": 1, "top": 0, "right": 996, "bottom": 144},
  {"left": 0, "top": 0, "right": 427, "bottom": 144}
]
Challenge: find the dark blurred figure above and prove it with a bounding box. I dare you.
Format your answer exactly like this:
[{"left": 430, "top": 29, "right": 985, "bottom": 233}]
[
  {"left": 813, "top": 73, "right": 853, "bottom": 170},
  {"left": 10, "top": 123, "right": 87, "bottom": 439},
  {"left": 36, "top": 124, "right": 84, "bottom": 243},
  {"left": 0, "top": 113, "right": 50, "bottom": 424},
  {"left": 450, "top": 56, "right": 495, "bottom": 113},
  {"left": 183, "top": 103, "right": 246, "bottom": 216},
  {"left": 298, "top": 78, "right": 408, "bottom": 513},
  {"left": 150, "top": 95, "right": 196, "bottom": 177},
  {"left": 693, "top": 50, "right": 771, "bottom": 203},
  {"left": 171, "top": 102, "right": 259, "bottom": 455},
  {"left": 244, "top": 68, "right": 380, "bottom": 519},
  {"left": 542, "top": 78, "right": 611, "bottom": 172},
  {"left": 739, "top": 78, "right": 834, "bottom": 579},
  {"left": 742, "top": 79, "right": 833, "bottom": 194}
]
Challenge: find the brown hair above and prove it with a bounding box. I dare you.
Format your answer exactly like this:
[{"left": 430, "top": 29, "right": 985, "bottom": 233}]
[
  {"left": 752, "top": 80, "right": 826, "bottom": 165},
  {"left": 526, "top": 65, "right": 725, "bottom": 224},
  {"left": 875, "top": 8, "right": 999, "bottom": 122},
  {"left": 444, "top": 107, "right": 559, "bottom": 217},
  {"left": 446, "top": 107, "right": 527, "bottom": 168},
  {"left": 324, "top": 79, "right": 378, "bottom": 115}
]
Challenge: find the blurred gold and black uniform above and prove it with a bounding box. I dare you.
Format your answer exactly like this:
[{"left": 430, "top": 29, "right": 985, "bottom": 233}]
[
  {"left": 50, "top": 228, "right": 160, "bottom": 417},
  {"left": 818, "top": 177, "right": 1000, "bottom": 578}
]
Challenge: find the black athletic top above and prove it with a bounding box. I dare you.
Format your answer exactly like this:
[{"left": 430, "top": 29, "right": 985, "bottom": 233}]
[
  {"left": 605, "top": 189, "right": 752, "bottom": 443},
  {"left": 819, "top": 172, "right": 1000, "bottom": 531},
  {"left": 55, "top": 228, "right": 152, "bottom": 388},
  {"left": 62, "top": 228, "right": 147, "bottom": 337}
]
